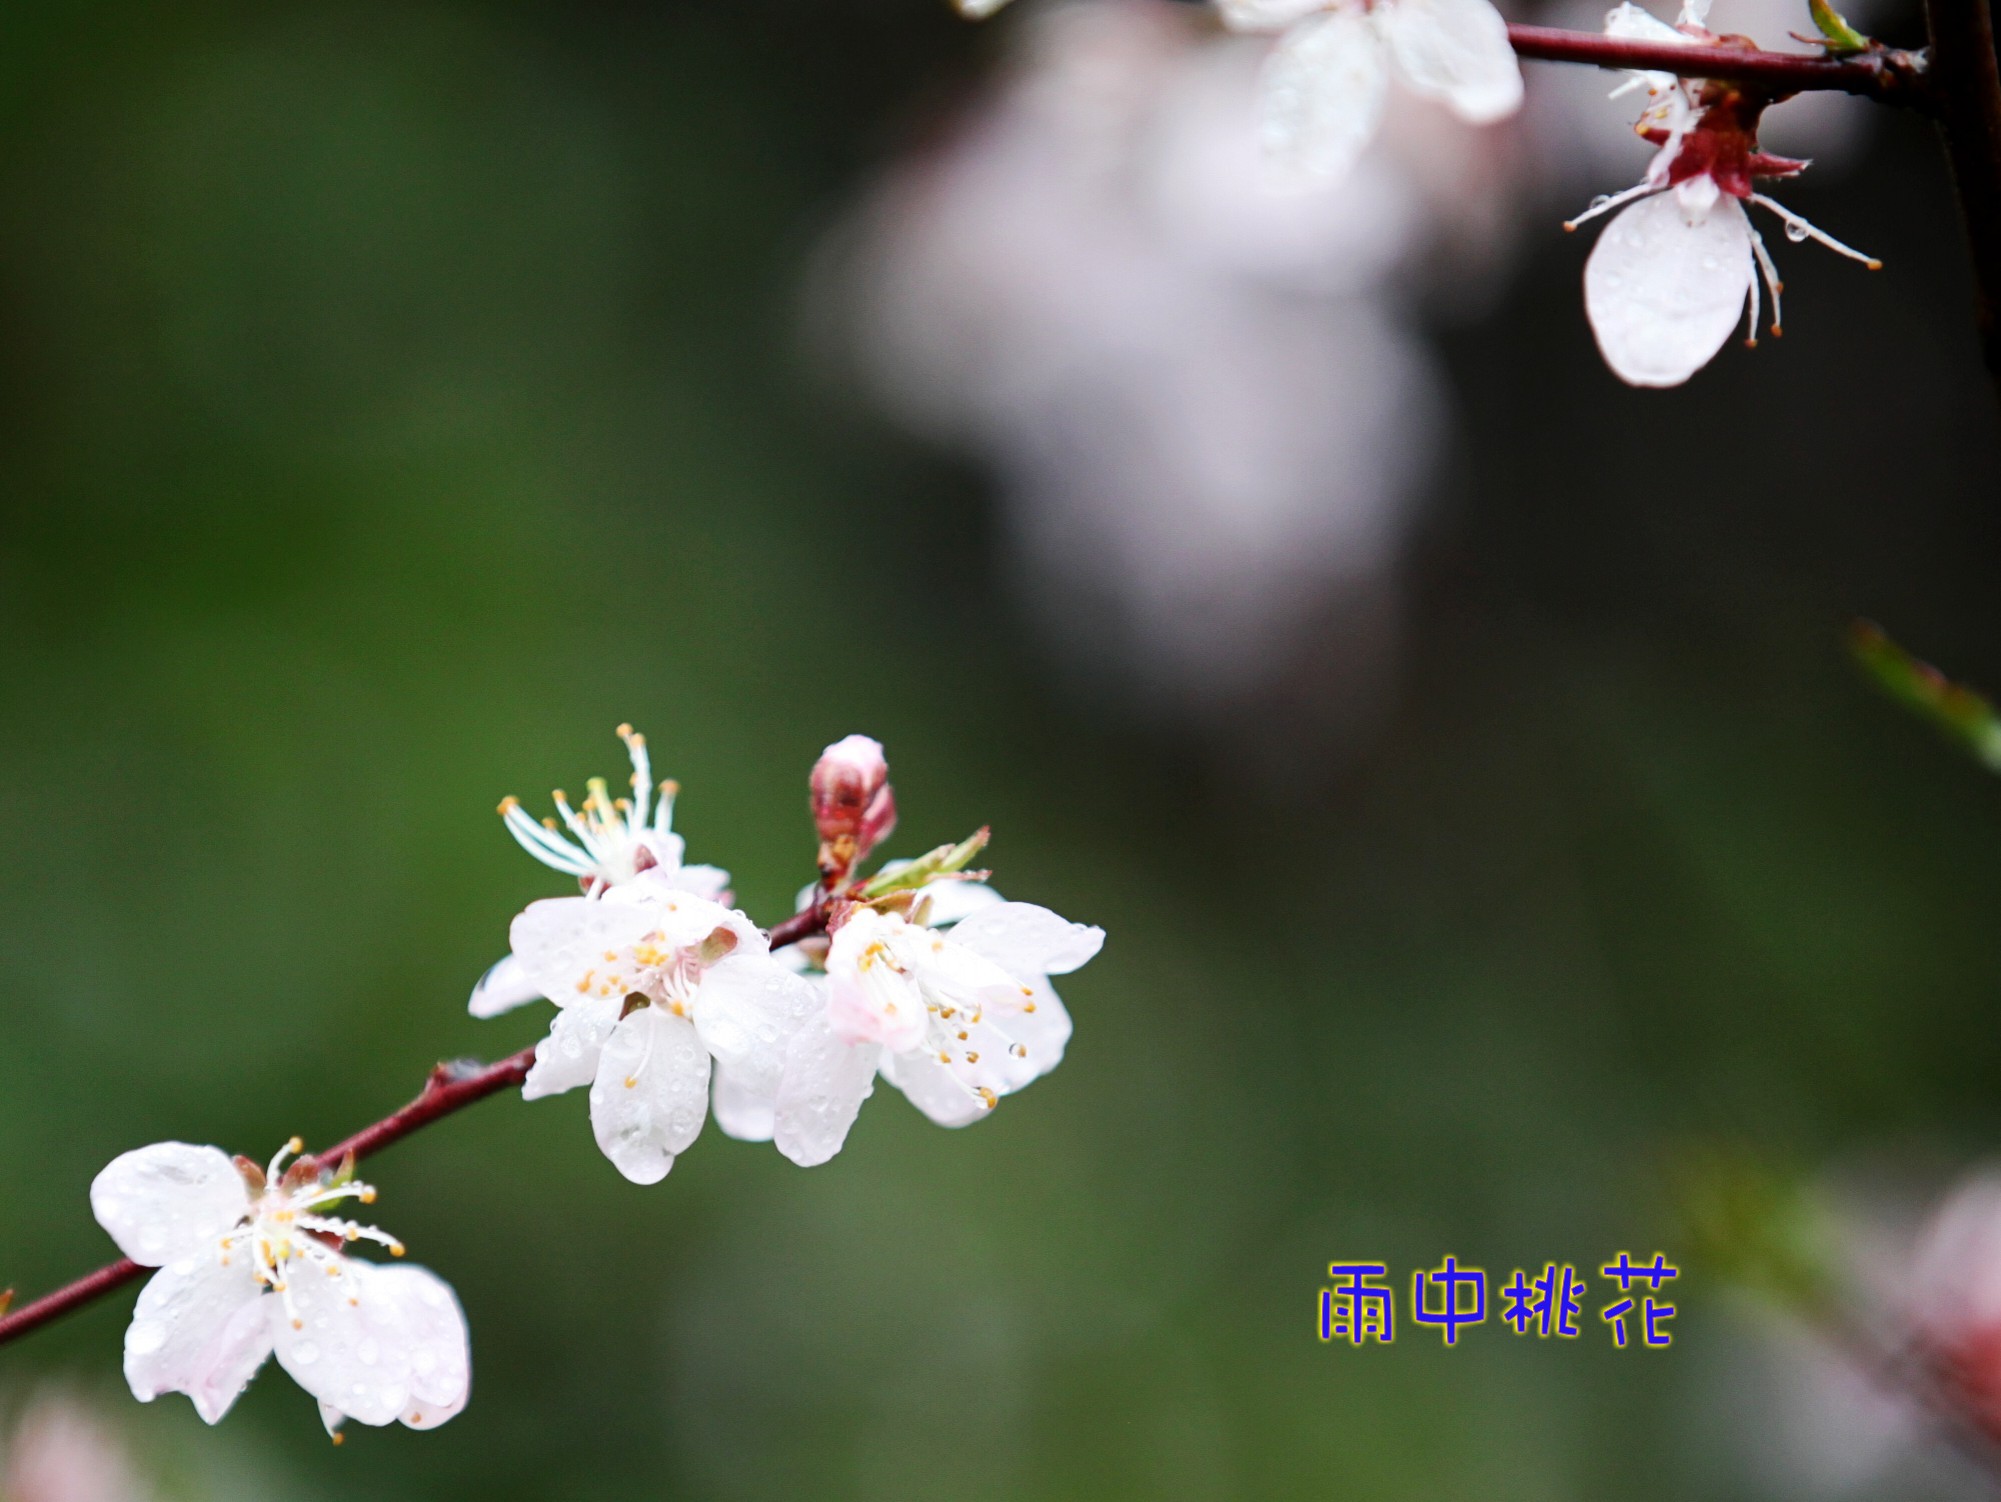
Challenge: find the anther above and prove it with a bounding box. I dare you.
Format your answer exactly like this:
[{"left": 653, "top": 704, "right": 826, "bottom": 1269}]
[
  {"left": 286, "top": 1137, "right": 304, "bottom": 1155},
  {"left": 976, "top": 1087, "right": 998, "bottom": 1109},
  {"left": 498, "top": 796, "right": 520, "bottom": 814},
  {"left": 389, "top": 1242, "right": 406, "bottom": 1258},
  {"left": 331, "top": 1433, "right": 345, "bottom": 1447}
]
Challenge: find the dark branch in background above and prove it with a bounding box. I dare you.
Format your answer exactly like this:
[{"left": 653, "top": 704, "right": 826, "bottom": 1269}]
[
  {"left": 1919, "top": 0, "right": 2001, "bottom": 381},
  {"left": 1506, "top": 23, "right": 1930, "bottom": 102}
]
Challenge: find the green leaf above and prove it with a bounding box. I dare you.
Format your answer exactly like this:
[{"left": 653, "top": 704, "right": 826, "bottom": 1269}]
[
  {"left": 859, "top": 827, "right": 990, "bottom": 898},
  {"left": 1808, "top": 0, "right": 1872, "bottom": 54},
  {"left": 1849, "top": 620, "right": 2001, "bottom": 771}
]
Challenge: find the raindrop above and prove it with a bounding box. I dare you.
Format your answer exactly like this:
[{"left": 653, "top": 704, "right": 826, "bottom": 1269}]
[
  {"left": 128, "top": 1321, "right": 168, "bottom": 1356},
  {"left": 293, "top": 1341, "right": 321, "bottom": 1366},
  {"left": 1785, "top": 222, "right": 1809, "bottom": 242}
]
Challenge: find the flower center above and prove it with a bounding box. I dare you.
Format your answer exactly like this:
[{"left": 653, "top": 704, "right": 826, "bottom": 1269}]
[{"left": 216, "top": 1139, "right": 407, "bottom": 1331}]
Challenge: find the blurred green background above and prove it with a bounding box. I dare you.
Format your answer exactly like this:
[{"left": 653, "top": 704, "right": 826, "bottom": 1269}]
[{"left": 1, "top": 0, "right": 1999, "bottom": 1497}]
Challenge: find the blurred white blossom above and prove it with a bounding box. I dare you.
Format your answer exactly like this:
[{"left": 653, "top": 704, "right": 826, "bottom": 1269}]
[
  {"left": 1220, "top": 0, "right": 1522, "bottom": 186},
  {"left": 822, "top": 0, "right": 1520, "bottom": 730},
  {"left": 2, "top": 1394, "right": 151, "bottom": 1502}
]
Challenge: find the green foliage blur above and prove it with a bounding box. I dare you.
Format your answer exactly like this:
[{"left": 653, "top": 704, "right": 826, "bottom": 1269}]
[{"left": 0, "top": 1, "right": 1998, "bottom": 1498}]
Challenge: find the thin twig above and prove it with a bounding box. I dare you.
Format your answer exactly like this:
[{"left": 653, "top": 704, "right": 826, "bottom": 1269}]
[
  {"left": 0, "top": 903, "right": 834, "bottom": 1352},
  {"left": 0, "top": 1047, "right": 537, "bottom": 1350},
  {"left": 1505, "top": 23, "right": 1930, "bottom": 102}
]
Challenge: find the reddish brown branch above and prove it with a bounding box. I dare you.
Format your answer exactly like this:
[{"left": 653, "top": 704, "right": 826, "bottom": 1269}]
[
  {"left": 0, "top": 893, "right": 841, "bottom": 1354},
  {"left": 0, "top": 1045, "right": 540, "bottom": 1351},
  {"left": 0, "top": 1258, "right": 148, "bottom": 1349},
  {"left": 765, "top": 899, "right": 830, "bottom": 952},
  {"left": 1506, "top": 23, "right": 1931, "bottom": 103},
  {"left": 320, "top": 1046, "right": 537, "bottom": 1164}
]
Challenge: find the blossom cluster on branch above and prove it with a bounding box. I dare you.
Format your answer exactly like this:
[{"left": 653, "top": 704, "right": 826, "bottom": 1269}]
[{"left": 26, "top": 732, "right": 1102, "bottom": 1439}]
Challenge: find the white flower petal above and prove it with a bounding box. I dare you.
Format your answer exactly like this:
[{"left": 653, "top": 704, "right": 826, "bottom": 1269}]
[
  {"left": 508, "top": 895, "right": 662, "bottom": 1004},
  {"left": 1219, "top": 0, "right": 1338, "bottom": 32},
  {"left": 588, "top": 1007, "right": 710, "bottom": 1185},
  {"left": 123, "top": 1255, "right": 269, "bottom": 1423},
  {"left": 879, "top": 1048, "right": 989, "bottom": 1129},
  {"left": 947, "top": 902, "right": 1104, "bottom": 980},
  {"left": 826, "top": 911, "right": 930, "bottom": 1053},
  {"left": 521, "top": 993, "right": 623, "bottom": 1100},
  {"left": 273, "top": 1257, "right": 457, "bottom": 1430},
  {"left": 711, "top": 1060, "right": 777, "bottom": 1142},
  {"left": 1585, "top": 190, "right": 1752, "bottom": 388},
  {"left": 1604, "top": 1, "right": 1687, "bottom": 44},
  {"left": 772, "top": 1015, "right": 879, "bottom": 1168},
  {"left": 1259, "top": 10, "right": 1390, "bottom": 188},
  {"left": 692, "top": 956, "right": 823, "bottom": 1103},
  {"left": 370, "top": 1266, "right": 471, "bottom": 1430},
  {"left": 1380, "top": 0, "right": 1524, "bottom": 124},
  {"left": 1009, "top": 981, "right": 1074, "bottom": 1082},
  {"left": 915, "top": 877, "right": 1006, "bottom": 927},
  {"left": 467, "top": 954, "right": 543, "bottom": 1020},
  {"left": 664, "top": 862, "right": 733, "bottom": 904},
  {"left": 92, "top": 1143, "right": 251, "bottom": 1267},
  {"left": 619, "top": 880, "right": 762, "bottom": 953}
]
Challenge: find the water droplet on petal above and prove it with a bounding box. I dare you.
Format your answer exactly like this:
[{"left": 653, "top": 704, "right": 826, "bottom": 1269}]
[
  {"left": 128, "top": 1320, "right": 168, "bottom": 1356},
  {"left": 293, "top": 1340, "right": 321, "bottom": 1365},
  {"left": 1785, "top": 222, "right": 1808, "bottom": 242}
]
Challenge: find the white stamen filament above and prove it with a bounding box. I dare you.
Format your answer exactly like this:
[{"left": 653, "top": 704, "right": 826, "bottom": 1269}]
[
  {"left": 1749, "top": 194, "right": 1883, "bottom": 268},
  {"left": 1564, "top": 181, "right": 1658, "bottom": 232},
  {"left": 497, "top": 728, "right": 681, "bottom": 887},
  {"left": 1750, "top": 226, "right": 1784, "bottom": 337}
]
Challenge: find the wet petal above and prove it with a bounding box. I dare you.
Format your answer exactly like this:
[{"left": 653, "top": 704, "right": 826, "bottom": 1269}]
[
  {"left": 92, "top": 1143, "right": 251, "bottom": 1267},
  {"left": 521, "top": 993, "right": 623, "bottom": 1101},
  {"left": 711, "top": 1060, "right": 777, "bottom": 1142},
  {"left": 915, "top": 877, "right": 1006, "bottom": 927},
  {"left": 1585, "top": 191, "right": 1752, "bottom": 387},
  {"left": 372, "top": 1266, "right": 471, "bottom": 1430},
  {"left": 273, "top": 1256, "right": 464, "bottom": 1430},
  {"left": 1381, "top": 0, "right": 1524, "bottom": 124},
  {"left": 467, "top": 954, "right": 543, "bottom": 1020},
  {"left": 773, "top": 1015, "right": 880, "bottom": 1168},
  {"left": 508, "top": 895, "right": 660, "bottom": 1003},
  {"left": 947, "top": 902, "right": 1104, "bottom": 980},
  {"left": 589, "top": 1006, "right": 710, "bottom": 1185},
  {"left": 1259, "top": 10, "right": 1390, "bottom": 187},
  {"left": 123, "top": 1255, "right": 269, "bottom": 1424},
  {"left": 692, "top": 956, "right": 823, "bottom": 1103},
  {"left": 879, "top": 1048, "right": 989, "bottom": 1129},
  {"left": 1219, "top": 0, "right": 1337, "bottom": 31}
]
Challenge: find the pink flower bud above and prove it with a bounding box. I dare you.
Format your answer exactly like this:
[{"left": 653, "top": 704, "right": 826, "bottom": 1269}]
[{"left": 811, "top": 734, "right": 897, "bottom": 868}]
